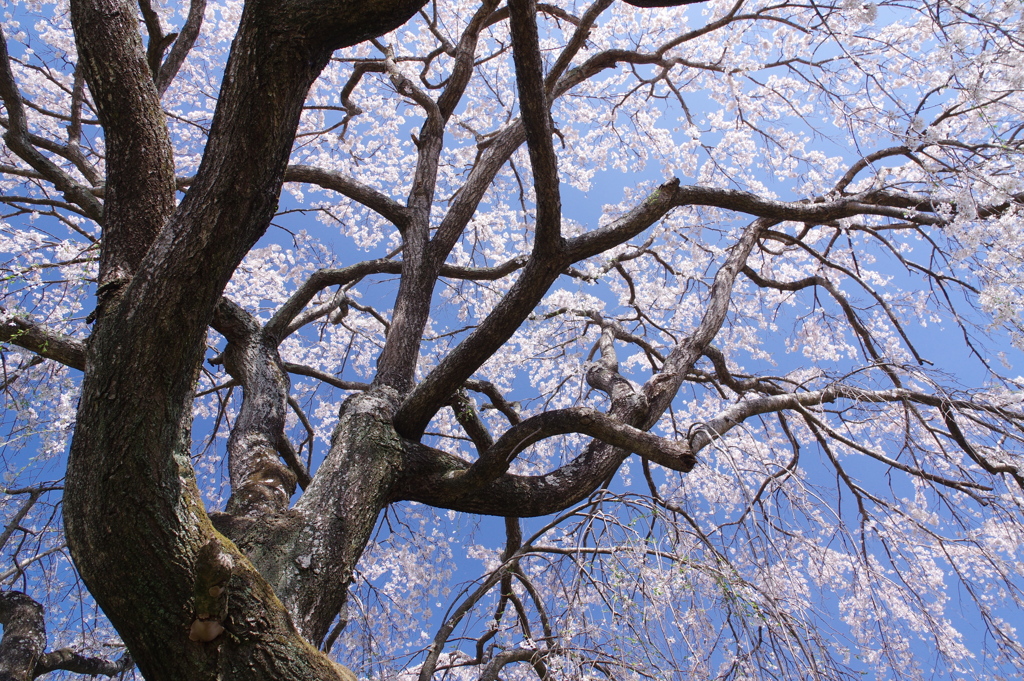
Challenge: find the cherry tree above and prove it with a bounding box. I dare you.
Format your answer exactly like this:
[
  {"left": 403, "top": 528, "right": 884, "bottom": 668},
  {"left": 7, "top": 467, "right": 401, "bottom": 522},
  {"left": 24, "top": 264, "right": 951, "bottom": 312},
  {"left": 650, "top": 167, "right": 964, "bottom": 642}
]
[{"left": 1, "top": 0, "right": 1023, "bottom": 678}]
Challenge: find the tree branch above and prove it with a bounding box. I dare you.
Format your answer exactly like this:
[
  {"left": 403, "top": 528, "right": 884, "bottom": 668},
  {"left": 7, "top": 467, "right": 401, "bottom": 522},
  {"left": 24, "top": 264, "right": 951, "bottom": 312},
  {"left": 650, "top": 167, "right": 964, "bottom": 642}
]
[
  {"left": 284, "top": 164, "right": 411, "bottom": 230},
  {"left": 155, "top": 0, "right": 206, "bottom": 96},
  {"left": 70, "top": 0, "right": 177, "bottom": 286},
  {"left": 0, "top": 591, "right": 45, "bottom": 681},
  {"left": 0, "top": 27, "right": 104, "bottom": 223},
  {"left": 508, "top": 0, "right": 564, "bottom": 255},
  {"left": 442, "top": 406, "right": 694, "bottom": 497},
  {"left": 212, "top": 299, "right": 296, "bottom": 518},
  {"left": 33, "top": 649, "right": 132, "bottom": 678},
  {"left": 0, "top": 310, "right": 86, "bottom": 371}
]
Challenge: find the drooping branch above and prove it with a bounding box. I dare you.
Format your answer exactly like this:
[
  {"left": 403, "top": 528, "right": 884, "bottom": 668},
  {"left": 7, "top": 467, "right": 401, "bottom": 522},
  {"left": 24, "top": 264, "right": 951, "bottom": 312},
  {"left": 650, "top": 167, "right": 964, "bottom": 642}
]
[
  {"left": 742, "top": 262, "right": 924, "bottom": 379},
  {"left": 0, "top": 27, "right": 104, "bottom": 223}
]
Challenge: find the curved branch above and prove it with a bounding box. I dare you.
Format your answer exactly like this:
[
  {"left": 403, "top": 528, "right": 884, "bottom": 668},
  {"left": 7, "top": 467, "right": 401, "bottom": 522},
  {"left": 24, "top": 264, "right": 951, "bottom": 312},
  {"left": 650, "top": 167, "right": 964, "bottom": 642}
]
[
  {"left": 284, "top": 164, "right": 411, "bottom": 230},
  {"left": 399, "top": 436, "right": 628, "bottom": 517},
  {"left": 266, "top": 259, "right": 400, "bottom": 340},
  {"left": 479, "top": 407, "right": 694, "bottom": 482}
]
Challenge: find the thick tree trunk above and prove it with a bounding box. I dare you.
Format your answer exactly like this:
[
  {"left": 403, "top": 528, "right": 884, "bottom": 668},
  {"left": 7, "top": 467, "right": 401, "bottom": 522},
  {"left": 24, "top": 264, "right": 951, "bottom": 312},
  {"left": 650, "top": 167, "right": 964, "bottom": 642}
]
[{"left": 61, "top": 1, "right": 427, "bottom": 679}]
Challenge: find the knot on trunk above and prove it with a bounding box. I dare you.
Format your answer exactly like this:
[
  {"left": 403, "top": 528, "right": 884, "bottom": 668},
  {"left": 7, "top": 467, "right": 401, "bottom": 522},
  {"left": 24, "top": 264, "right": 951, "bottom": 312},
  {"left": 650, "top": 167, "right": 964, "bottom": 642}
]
[
  {"left": 226, "top": 461, "right": 297, "bottom": 517},
  {"left": 189, "top": 538, "right": 235, "bottom": 643}
]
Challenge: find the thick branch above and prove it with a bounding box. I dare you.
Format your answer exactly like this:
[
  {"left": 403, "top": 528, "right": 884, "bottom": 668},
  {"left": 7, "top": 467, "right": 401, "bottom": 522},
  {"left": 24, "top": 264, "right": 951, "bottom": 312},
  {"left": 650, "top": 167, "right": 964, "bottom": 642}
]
[
  {"left": 70, "top": 0, "right": 177, "bottom": 285},
  {"left": 0, "top": 311, "right": 86, "bottom": 371},
  {"left": 284, "top": 165, "right": 411, "bottom": 229},
  {"left": 212, "top": 299, "right": 296, "bottom": 518},
  {"left": 0, "top": 592, "right": 45, "bottom": 681},
  {"left": 442, "top": 406, "right": 694, "bottom": 495},
  {"left": 33, "top": 649, "right": 132, "bottom": 678}
]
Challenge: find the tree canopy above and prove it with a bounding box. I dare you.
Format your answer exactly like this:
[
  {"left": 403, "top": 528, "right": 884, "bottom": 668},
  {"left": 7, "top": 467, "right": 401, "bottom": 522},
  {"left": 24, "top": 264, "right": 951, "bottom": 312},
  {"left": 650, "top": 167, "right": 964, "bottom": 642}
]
[{"left": 0, "top": 0, "right": 1023, "bottom": 679}]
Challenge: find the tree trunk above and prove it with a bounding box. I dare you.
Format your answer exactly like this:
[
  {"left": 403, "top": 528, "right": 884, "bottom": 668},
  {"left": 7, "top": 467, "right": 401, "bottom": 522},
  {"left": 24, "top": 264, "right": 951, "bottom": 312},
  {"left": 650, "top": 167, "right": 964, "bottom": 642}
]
[{"left": 61, "top": 1, "right": 427, "bottom": 679}]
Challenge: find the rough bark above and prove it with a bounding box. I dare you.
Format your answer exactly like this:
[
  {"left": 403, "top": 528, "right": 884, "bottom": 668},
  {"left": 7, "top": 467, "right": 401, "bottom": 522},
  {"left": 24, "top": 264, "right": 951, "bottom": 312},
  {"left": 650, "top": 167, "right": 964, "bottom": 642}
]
[
  {"left": 0, "top": 592, "right": 44, "bottom": 681},
  {"left": 16, "top": 2, "right": 1013, "bottom": 680},
  {"left": 70, "top": 0, "right": 177, "bottom": 289},
  {"left": 61, "top": 1, "right": 428, "bottom": 679}
]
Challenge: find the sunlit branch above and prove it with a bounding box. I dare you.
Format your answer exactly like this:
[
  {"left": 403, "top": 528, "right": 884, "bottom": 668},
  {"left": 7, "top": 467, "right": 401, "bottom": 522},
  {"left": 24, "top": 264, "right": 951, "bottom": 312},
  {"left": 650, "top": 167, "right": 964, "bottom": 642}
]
[
  {"left": 942, "top": 405, "right": 1024, "bottom": 491},
  {"left": 0, "top": 591, "right": 44, "bottom": 681},
  {"left": 691, "top": 385, "right": 1020, "bottom": 450},
  {"left": 641, "top": 218, "right": 771, "bottom": 424},
  {"left": 0, "top": 310, "right": 86, "bottom": 370},
  {"left": 283, "top": 165, "right": 411, "bottom": 229}
]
